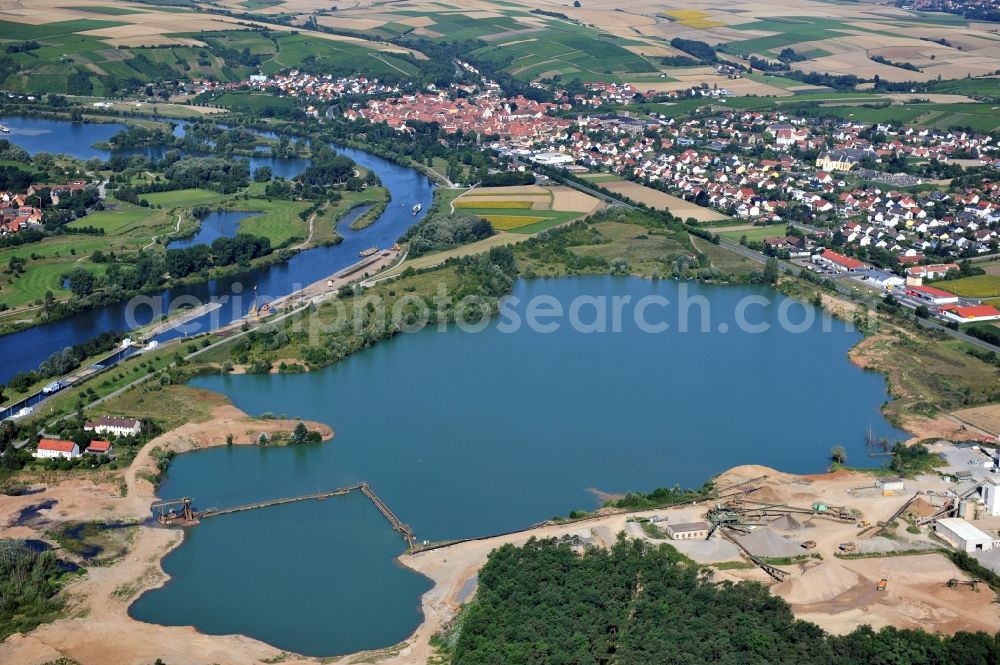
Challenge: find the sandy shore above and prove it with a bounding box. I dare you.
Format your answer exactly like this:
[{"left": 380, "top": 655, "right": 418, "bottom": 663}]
[
  {"left": 1, "top": 347, "right": 991, "bottom": 664},
  {"left": 0, "top": 405, "right": 333, "bottom": 665}
]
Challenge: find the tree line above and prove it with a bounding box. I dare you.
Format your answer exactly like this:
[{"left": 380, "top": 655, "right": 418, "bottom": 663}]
[{"left": 449, "top": 537, "right": 1000, "bottom": 664}]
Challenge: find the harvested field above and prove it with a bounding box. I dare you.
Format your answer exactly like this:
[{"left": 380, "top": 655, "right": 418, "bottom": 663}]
[
  {"left": 454, "top": 199, "right": 535, "bottom": 209},
  {"left": 951, "top": 404, "right": 1000, "bottom": 437},
  {"left": 550, "top": 186, "right": 602, "bottom": 213},
  {"left": 601, "top": 181, "right": 727, "bottom": 221}
]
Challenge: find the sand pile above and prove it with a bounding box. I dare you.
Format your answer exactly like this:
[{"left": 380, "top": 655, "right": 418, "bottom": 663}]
[
  {"left": 857, "top": 537, "right": 936, "bottom": 554},
  {"left": 672, "top": 537, "right": 741, "bottom": 563},
  {"left": 737, "top": 528, "right": 804, "bottom": 558},
  {"left": 777, "top": 562, "right": 861, "bottom": 604},
  {"left": 747, "top": 486, "right": 785, "bottom": 504},
  {"left": 769, "top": 514, "right": 804, "bottom": 531},
  {"left": 906, "top": 498, "right": 941, "bottom": 518}
]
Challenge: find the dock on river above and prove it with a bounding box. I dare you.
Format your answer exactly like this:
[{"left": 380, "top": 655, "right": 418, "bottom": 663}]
[{"left": 156, "top": 481, "right": 416, "bottom": 550}]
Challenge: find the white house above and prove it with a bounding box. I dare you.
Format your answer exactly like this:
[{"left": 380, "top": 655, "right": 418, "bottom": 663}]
[
  {"left": 84, "top": 416, "right": 141, "bottom": 437},
  {"left": 935, "top": 517, "right": 994, "bottom": 553},
  {"left": 34, "top": 439, "right": 81, "bottom": 460}
]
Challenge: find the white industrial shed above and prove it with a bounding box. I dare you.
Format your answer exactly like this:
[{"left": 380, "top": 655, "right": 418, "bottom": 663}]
[{"left": 935, "top": 518, "right": 994, "bottom": 553}]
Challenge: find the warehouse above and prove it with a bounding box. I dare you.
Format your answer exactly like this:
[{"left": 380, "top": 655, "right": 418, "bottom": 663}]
[
  {"left": 906, "top": 285, "right": 959, "bottom": 305},
  {"left": 935, "top": 518, "right": 994, "bottom": 553},
  {"left": 666, "top": 521, "right": 710, "bottom": 540}
]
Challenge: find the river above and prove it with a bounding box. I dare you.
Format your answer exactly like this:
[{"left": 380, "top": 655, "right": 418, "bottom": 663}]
[
  {"left": 0, "top": 115, "right": 311, "bottom": 178},
  {"left": 0, "top": 117, "right": 434, "bottom": 384},
  {"left": 129, "top": 276, "right": 909, "bottom": 657}
]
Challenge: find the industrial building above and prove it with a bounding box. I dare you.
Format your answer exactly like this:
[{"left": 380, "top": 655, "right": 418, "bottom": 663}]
[
  {"left": 906, "top": 285, "right": 959, "bottom": 305},
  {"left": 666, "top": 521, "right": 710, "bottom": 540},
  {"left": 939, "top": 304, "right": 1000, "bottom": 324},
  {"left": 935, "top": 518, "right": 994, "bottom": 553},
  {"left": 982, "top": 481, "right": 1000, "bottom": 517},
  {"left": 812, "top": 250, "right": 870, "bottom": 273},
  {"left": 876, "top": 477, "right": 905, "bottom": 493}
]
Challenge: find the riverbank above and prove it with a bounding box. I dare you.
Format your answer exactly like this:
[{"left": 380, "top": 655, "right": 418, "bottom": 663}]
[
  {"left": 8, "top": 446, "right": 999, "bottom": 664},
  {"left": 0, "top": 388, "right": 332, "bottom": 665}
]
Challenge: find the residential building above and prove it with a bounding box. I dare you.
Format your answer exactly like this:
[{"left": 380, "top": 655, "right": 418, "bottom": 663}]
[
  {"left": 906, "top": 263, "right": 960, "bottom": 281},
  {"left": 84, "top": 416, "right": 141, "bottom": 437},
  {"left": 86, "top": 440, "right": 112, "bottom": 455},
  {"left": 34, "top": 439, "right": 81, "bottom": 459}
]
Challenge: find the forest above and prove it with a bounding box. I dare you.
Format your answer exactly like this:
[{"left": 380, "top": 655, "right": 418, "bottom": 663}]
[
  {"left": 402, "top": 211, "right": 494, "bottom": 257},
  {"left": 0, "top": 540, "right": 68, "bottom": 641},
  {"left": 448, "top": 537, "right": 1000, "bottom": 665}
]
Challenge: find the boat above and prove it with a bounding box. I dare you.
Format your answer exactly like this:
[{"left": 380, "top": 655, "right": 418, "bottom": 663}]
[
  {"left": 0, "top": 124, "right": 9, "bottom": 134},
  {"left": 412, "top": 203, "right": 422, "bottom": 214},
  {"left": 359, "top": 246, "right": 378, "bottom": 258}
]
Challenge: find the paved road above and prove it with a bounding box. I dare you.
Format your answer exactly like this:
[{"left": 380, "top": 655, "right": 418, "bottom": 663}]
[{"left": 546, "top": 170, "right": 1000, "bottom": 355}]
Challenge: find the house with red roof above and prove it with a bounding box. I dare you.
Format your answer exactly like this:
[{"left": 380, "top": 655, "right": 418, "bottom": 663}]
[
  {"left": 905, "top": 263, "right": 959, "bottom": 281},
  {"left": 34, "top": 438, "right": 81, "bottom": 460},
  {"left": 940, "top": 304, "right": 1000, "bottom": 323},
  {"left": 86, "top": 440, "right": 112, "bottom": 455},
  {"left": 812, "top": 249, "right": 870, "bottom": 273}
]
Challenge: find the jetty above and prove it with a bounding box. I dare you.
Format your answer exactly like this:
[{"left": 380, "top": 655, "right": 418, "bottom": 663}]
[{"left": 155, "top": 481, "right": 416, "bottom": 550}]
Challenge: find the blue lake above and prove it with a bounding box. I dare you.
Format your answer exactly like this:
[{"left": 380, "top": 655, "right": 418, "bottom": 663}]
[
  {"left": 168, "top": 210, "right": 259, "bottom": 249},
  {"left": 131, "top": 276, "right": 908, "bottom": 657},
  {"left": 0, "top": 116, "right": 127, "bottom": 160}
]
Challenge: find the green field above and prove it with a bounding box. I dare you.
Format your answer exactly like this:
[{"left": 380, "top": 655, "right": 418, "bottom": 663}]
[
  {"left": 578, "top": 173, "right": 623, "bottom": 183},
  {"left": 0, "top": 201, "right": 180, "bottom": 313},
  {"left": 141, "top": 189, "right": 227, "bottom": 208},
  {"left": 0, "top": 21, "right": 426, "bottom": 95},
  {"left": 929, "top": 78, "right": 1000, "bottom": 98},
  {"left": 471, "top": 30, "right": 655, "bottom": 82},
  {"left": 935, "top": 275, "right": 1000, "bottom": 299},
  {"left": 259, "top": 33, "right": 420, "bottom": 78},
  {"left": 68, "top": 206, "right": 155, "bottom": 234},
  {"left": 724, "top": 18, "right": 850, "bottom": 55},
  {"left": 568, "top": 221, "right": 691, "bottom": 271},
  {"left": 394, "top": 11, "right": 660, "bottom": 82},
  {"left": 719, "top": 225, "right": 788, "bottom": 242},
  {"left": 225, "top": 198, "right": 310, "bottom": 247},
  {"left": 210, "top": 92, "right": 303, "bottom": 113}
]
